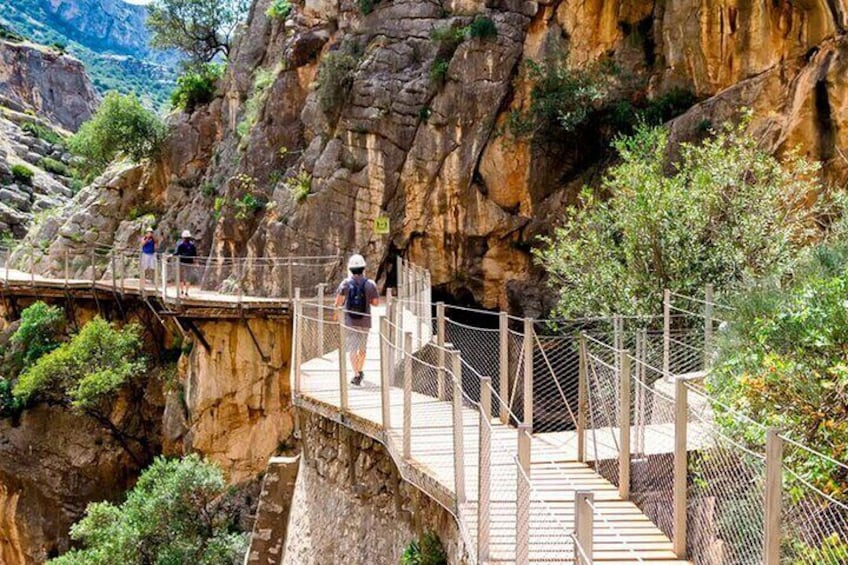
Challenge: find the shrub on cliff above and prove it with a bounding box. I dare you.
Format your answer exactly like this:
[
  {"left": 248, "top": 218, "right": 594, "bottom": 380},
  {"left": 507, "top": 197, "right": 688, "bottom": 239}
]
[
  {"left": 317, "top": 49, "right": 359, "bottom": 116},
  {"left": 171, "top": 62, "right": 225, "bottom": 112},
  {"left": 69, "top": 92, "right": 167, "bottom": 179},
  {"left": 11, "top": 164, "right": 34, "bottom": 185},
  {"left": 49, "top": 454, "right": 249, "bottom": 565},
  {"left": 536, "top": 116, "right": 828, "bottom": 318},
  {"left": 401, "top": 531, "right": 448, "bottom": 565},
  {"left": 11, "top": 301, "right": 65, "bottom": 369},
  {"left": 13, "top": 317, "right": 146, "bottom": 409}
]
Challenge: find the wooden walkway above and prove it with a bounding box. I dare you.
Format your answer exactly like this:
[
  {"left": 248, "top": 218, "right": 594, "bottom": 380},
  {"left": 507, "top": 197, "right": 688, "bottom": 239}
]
[{"left": 296, "top": 306, "right": 693, "bottom": 565}]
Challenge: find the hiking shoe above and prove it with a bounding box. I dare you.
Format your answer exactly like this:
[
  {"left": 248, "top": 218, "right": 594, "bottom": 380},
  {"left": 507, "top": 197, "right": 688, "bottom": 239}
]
[{"left": 351, "top": 373, "right": 364, "bottom": 386}]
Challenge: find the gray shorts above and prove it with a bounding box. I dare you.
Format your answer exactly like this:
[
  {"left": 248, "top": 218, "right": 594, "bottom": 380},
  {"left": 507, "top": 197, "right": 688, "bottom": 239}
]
[
  {"left": 344, "top": 326, "right": 369, "bottom": 353},
  {"left": 179, "top": 263, "right": 202, "bottom": 284}
]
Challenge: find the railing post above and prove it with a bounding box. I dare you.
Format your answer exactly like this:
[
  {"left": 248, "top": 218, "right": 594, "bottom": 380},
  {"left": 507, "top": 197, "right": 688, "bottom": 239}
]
[
  {"left": 287, "top": 258, "right": 293, "bottom": 300},
  {"left": 523, "top": 317, "right": 534, "bottom": 429},
  {"left": 478, "top": 377, "right": 492, "bottom": 562},
  {"left": 63, "top": 250, "right": 69, "bottom": 286},
  {"left": 90, "top": 248, "right": 96, "bottom": 287},
  {"left": 175, "top": 257, "right": 181, "bottom": 308},
  {"left": 110, "top": 251, "right": 117, "bottom": 293},
  {"left": 613, "top": 314, "right": 623, "bottom": 372},
  {"left": 578, "top": 334, "right": 587, "bottom": 463},
  {"left": 704, "top": 283, "right": 714, "bottom": 369},
  {"left": 139, "top": 252, "right": 145, "bottom": 297},
  {"left": 448, "top": 347, "right": 466, "bottom": 505},
  {"left": 380, "top": 316, "right": 392, "bottom": 429},
  {"left": 499, "top": 311, "right": 509, "bottom": 424},
  {"left": 673, "top": 377, "right": 688, "bottom": 558},
  {"left": 317, "top": 283, "right": 325, "bottom": 354},
  {"left": 403, "top": 331, "right": 413, "bottom": 460},
  {"left": 293, "top": 288, "right": 302, "bottom": 394},
  {"left": 619, "top": 351, "right": 631, "bottom": 499},
  {"left": 763, "top": 428, "right": 783, "bottom": 565},
  {"left": 161, "top": 255, "right": 168, "bottom": 301},
  {"left": 337, "top": 307, "right": 348, "bottom": 411},
  {"left": 437, "top": 302, "right": 446, "bottom": 400},
  {"left": 663, "top": 288, "right": 671, "bottom": 379},
  {"left": 396, "top": 256, "right": 403, "bottom": 298},
  {"left": 516, "top": 423, "right": 531, "bottom": 565},
  {"left": 575, "top": 491, "right": 594, "bottom": 565},
  {"left": 636, "top": 329, "right": 647, "bottom": 456}
]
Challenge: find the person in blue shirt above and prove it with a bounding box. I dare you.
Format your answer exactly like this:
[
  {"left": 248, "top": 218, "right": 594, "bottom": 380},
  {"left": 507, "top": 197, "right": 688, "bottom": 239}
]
[
  {"left": 335, "top": 254, "right": 379, "bottom": 385},
  {"left": 140, "top": 227, "right": 156, "bottom": 282},
  {"left": 174, "top": 230, "right": 198, "bottom": 297}
]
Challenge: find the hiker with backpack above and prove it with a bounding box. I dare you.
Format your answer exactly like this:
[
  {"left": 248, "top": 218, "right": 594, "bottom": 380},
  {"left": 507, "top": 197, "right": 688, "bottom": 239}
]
[{"left": 335, "top": 254, "right": 379, "bottom": 386}]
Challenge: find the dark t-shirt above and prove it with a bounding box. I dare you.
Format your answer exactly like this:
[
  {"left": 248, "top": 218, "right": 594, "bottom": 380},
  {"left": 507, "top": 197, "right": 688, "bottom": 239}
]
[
  {"left": 174, "top": 240, "right": 197, "bottom": 264},
  {"left": 337, "top": 275, "right": 379, "bottom": 328}
]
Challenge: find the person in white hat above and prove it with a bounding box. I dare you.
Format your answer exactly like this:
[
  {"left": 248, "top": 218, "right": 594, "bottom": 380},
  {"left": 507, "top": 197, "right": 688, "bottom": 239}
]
[
  {"left": 334, "top": 254, "right": 379, "bottom": 385},
  {"left": 140, "top": 227, "right": 157, "bottom": 282},
  {"left": 174, "top": 230, "right": 198, "bottom": 297}
]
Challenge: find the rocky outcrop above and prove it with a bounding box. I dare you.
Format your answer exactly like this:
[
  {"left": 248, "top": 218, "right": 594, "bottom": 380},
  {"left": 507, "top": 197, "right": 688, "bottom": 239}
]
[
  {"left": 0, "top": 39, "right": 98, "bottom": 131},
  {"left": 282, "top": 411, "right": 465, "bottom": 564},
  {"left": 19, "top": 0, "right": 848, "bottom": 315}
]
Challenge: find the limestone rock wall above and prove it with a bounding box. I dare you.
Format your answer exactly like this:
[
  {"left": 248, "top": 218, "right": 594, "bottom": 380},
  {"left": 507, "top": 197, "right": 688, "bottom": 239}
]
[
  {"left": 168, "top": 317, "right": 295, "bottom": 482},
  {"left": 19, "top": 0, "right": 848, "bottom": 314},
  {"left": 282, "top": 411, "right": 465, "bottom": 564},
  {"left": 0, "top": 39, "right": 97, "bottom": 132}
]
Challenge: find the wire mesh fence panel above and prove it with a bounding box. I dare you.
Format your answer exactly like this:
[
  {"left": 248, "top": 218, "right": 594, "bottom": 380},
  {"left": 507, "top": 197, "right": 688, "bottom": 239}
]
[
  {"left": 532, "top": 333, "right": 580, "bottom": 434},
  {"left": 686, "top": 386, "right": 766, "bottom": 565},
  {"left": 780, "top": 441, "right": 848, "bottom": 565},
  {"left": 507, "top": 330, "right": 526, "bottom": 425},
  {"left": 444, "top": 318, "right": 499, "bottom": 405},
  {"left": 584, "top": 350, "right": 620, "bottom": 488},
  {"left": 630, "top": 355, "right": 676, "bottom": 540}
]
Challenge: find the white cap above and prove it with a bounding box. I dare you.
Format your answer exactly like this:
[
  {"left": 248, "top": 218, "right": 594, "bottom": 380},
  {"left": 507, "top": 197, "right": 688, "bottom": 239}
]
[
  {"left": 146, "top": 227, "right": 154, "bottom": 233},
  {"left": 347, "top": 254, "right": 366, "bottom": 270},
  {"left": 181, "top": 230, "right": 192, "bottom": 238}
]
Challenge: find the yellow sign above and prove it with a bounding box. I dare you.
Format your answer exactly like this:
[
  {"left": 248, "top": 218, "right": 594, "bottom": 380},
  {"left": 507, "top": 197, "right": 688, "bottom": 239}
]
[{"left": 374, "top": 216, "right": 390, "bottom": 235}]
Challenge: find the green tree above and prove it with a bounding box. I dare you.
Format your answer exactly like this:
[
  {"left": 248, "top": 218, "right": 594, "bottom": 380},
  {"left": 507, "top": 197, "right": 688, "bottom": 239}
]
[
  {"left": 13, "top": 317, "right": 146, "bottom": 410},
  {"left": 147, "top": 0, "right": 251, "bottom": 65},
  {"left": 68, "top": 92, "right": 167, "bottom": 178},
  {"left": 536, "top": 117, "right": 825, "bottom": 318},
  {"left": 49, "top": 454, "right": 248, "bottom": 565}
]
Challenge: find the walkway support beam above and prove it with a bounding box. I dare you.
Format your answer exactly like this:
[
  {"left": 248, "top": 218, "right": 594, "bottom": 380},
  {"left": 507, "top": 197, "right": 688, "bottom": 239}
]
[{"left": 575, "top": 491, "right": 594, "bottom": 565}]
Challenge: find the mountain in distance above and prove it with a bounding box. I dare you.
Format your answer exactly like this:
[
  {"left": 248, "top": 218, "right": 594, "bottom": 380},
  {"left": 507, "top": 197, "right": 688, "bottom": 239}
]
[{"left": 0, "top": 0, "right": 179, "bottom": 110}]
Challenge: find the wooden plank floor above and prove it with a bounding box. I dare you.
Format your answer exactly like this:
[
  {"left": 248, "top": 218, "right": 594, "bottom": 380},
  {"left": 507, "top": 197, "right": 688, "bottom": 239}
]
[{"left": 299, "top": 307, "right": 693, "bottom": 565}]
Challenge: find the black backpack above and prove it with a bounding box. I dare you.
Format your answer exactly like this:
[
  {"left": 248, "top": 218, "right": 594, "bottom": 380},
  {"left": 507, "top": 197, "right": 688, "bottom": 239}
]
[{"left": 346, "top": 278, "right": 368, "bottom": 319}]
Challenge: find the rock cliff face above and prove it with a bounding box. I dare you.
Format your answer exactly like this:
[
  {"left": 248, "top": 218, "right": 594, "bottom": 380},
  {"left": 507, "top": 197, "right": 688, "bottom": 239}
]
[
  {"left": 20, "top": 0, "right": 848, "bottom": 315},
  {"left": 0, "top": 39, "right": 98, "bottom": 131}
]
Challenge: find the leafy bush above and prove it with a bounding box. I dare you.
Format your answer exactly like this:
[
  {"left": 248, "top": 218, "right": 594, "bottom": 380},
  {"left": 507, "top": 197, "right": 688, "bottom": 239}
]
[
  {"left": 358, "top": 0, "right": 379, "bottom": 14},
  {"left": 13, "top": 317, "right": 146, "bottom": 409},
  {"left": 316, "top": 51, "right": 359, "bottom": 116},
  {"left": 536, "top": 116, "right": 825, "bottom": 319},
  {"left": 10, "top": 301, "right": 65, "bottom": 369},
  {"left": 430, "top": 24, "right": 466, "bottom": 58},
  {"left": 610, "top": 88, "right": 697, "bottom": 132},
  {"left": 22, "top": 121, "right": 64, "bottom": 146},
  {"left": 505, "top": 58, "right": 609, "bottom": 138},
  {"left": 39, "top": 157, "right": 71, "bottom": 177},
  {"left": 429, "top": 58, "right": 450, "bottom": 87},
  {"left": 11, "top": 164, "right": 34, "bottom": 185},
  {"left": 51, "top": 41, "right": 67, "bottom": 54},
  {"left": 68, "top": 92, "right": 167, "bottom": 178},
  {"left": 49, "top": 454, "right": 249, "bottom": 564},
  {"left": 266, "top": 0, "right": 292, "bottom": 19},
  {"left": 401, "top": 531, "right": 447, "bottom": 565},
  {"left": 709, "top": 243, "right": 848, "bottom": 496},
  {"left": 287, "top": 168, "right": 312, "bottom": 203},
  {"left": 171, "top": 63, "right": 224, "bottom": 112},
  {"left": 0, "top": 378, "right": 22, "bottom": 419},
  {"left": 468, "top": 16, "right": 497, "bottom": 39}
]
